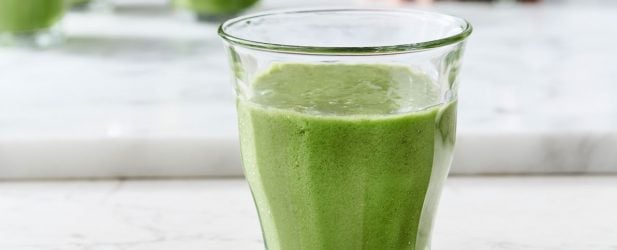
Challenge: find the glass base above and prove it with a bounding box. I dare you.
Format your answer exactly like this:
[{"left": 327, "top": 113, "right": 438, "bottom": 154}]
[{"left": 0, "top": 26, "right": 64, "bottom": 48}]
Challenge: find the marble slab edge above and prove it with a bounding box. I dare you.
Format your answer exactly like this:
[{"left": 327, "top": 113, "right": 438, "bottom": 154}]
[{"left": 0, "top": 132, "right": 616, "bottom": 179}]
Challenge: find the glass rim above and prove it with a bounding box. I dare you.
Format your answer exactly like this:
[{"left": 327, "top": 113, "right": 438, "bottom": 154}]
[{"left": 218, "top": 8, "right": 473, "bottom": 55}]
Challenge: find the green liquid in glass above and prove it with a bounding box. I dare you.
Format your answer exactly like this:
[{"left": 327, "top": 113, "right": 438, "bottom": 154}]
[{"left": 238, "top": 63, "right": 456, "bottom": 250}]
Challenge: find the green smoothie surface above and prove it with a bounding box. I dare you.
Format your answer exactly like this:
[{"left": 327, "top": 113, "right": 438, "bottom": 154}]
[
  {"left": 238, "top": 63, "right": 456, "bottom": 250},
  {"left": 250, "top": 63, "right": 440, "bottom": 115},
  {"left": 0, "top": 0, "right": 64, "bottom": 33}
]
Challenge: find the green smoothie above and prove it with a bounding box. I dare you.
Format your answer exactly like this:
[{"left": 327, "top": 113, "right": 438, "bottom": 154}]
[
  {"left": 0, "top": 0, "right": 65, "bottom": 33},
  {"left": 238, "top": 63, "right": 457, "bottom": 250}
]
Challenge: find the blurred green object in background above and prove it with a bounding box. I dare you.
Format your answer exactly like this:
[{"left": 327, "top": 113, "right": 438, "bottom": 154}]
[
  {"left": 69, "top": 0, "right": 91, "bottom": 8},
  {"left": 173, "top": 0, "right": 259, "bottom": 22},
  {"left": 0, "top": 0, "right": 65, "bottom": 33},
  {"left": 68, "top": 0, "right": 112, "bottom": 13}
]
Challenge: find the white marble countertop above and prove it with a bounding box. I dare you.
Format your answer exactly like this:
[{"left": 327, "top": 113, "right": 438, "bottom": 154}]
[
  {"left": 1, "top": 176, "right": 616, "bottom": 250},
  {"left": 1, "top": 1, "right": 617, "bottom": 178}
]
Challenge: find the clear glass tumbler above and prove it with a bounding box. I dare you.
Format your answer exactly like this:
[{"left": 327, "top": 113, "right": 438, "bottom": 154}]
[
  {"left": 0, "top": 0, "right": 65, "bottom": 47},
  {"left": 219, "top": 9, "right": 472, "bottom": 250}
]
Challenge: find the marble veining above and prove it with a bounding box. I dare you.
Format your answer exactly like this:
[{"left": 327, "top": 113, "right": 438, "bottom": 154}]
[{"left": 0, "top": 177, "right": 616, "bottom": 249}]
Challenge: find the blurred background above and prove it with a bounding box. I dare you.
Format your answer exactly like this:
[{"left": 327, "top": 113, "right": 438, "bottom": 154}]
[
  {"left": 1, "top": 0, "right": 616, "bottom": 178},
  {"left": 1, "top": 1, "right": 617, "bottom": 250}
]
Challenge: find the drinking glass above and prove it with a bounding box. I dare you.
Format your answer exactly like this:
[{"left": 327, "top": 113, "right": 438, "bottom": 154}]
[{"left": 219, "top": 9, "right": 471, "bottom": 250}]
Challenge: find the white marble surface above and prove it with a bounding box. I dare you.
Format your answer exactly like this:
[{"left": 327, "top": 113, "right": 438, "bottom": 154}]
[
  {"left": 1, "top": 177, "right": 616, "bottom": 249},
  {"left": 1, "top": 1, "right": 617, "bottom": 178}
]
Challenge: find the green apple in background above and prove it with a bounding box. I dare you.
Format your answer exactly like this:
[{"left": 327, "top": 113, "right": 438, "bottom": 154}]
[
  {"left": 173, "top": 0, "right": 259, "bottom": 21},
  {"left": 0, "top": 0, "right": 65, "bottom": 33}
]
